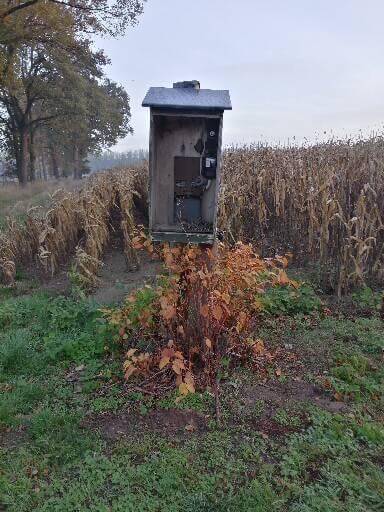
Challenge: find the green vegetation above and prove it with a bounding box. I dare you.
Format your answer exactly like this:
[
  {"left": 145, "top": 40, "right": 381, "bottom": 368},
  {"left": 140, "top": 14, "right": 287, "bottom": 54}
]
[
  {"left": 259, "top": 284, "right": 322, "bottom": 316},
  {"left": 0, "top": 289, "right": 383, "bottom": 511},
  {"left": 351, "top": 286, "right": 383, "bottom": 312}
]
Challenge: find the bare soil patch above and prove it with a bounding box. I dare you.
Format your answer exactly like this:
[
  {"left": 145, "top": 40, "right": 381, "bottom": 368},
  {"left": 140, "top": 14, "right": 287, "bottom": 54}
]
[
  {"left": 0, "top": 426, "right": 27, "bottom": 450},
  {"left": 243, "top": 379, "right": 349, "bottom": 414},
  {"left": 14, "top": 236, "right": 161, "bottom": 304},
  {"left": 92, "top": 245, "right": 162, "bottom": 305},
  {"left": 86, "top": 408, "right": 208, "bottom": 441}
]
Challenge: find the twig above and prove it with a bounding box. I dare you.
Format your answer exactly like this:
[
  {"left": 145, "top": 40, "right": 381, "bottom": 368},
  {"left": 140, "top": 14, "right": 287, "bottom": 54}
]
[
  {"left": 122, "top": 368, "right": 169, "bottom": 396},
  {"left": 214, "top": 374, "right": 221, "bottom": 427},
  {"left": 126, "top": 386, "right": 158, "bottom": 397}
]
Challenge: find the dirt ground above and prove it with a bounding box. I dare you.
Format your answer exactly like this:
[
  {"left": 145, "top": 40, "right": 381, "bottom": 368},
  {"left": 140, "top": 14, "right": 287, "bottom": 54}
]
[
  {"left": 17, "top": 230, "right": 162, "bottom": 305},
  {"left": 92, "top": 238, "right": 162, "bottom": 305},
  {"left": 83, "top": 377, "right": 350, "bottom": 446}
]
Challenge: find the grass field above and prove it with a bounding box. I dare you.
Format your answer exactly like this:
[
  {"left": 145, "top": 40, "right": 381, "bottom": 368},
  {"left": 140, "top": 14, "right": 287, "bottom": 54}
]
[{"left": 0, "top": 278, "right": 383, "bottom": 511}]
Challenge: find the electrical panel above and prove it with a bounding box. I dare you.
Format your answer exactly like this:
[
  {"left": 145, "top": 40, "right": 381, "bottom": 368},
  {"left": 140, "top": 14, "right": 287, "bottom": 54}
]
[{"left": 202, "top": 119, "right": 219, "bottom": 179}]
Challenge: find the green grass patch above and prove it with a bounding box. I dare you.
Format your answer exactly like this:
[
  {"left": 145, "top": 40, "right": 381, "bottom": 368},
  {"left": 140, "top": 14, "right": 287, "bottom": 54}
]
[{"left": 0, "top": 287, "right": 383, "bottom": 511}]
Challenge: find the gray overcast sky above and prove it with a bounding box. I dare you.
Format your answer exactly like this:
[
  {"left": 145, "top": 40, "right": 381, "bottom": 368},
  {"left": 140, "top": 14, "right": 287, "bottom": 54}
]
[{"left": 97, "top": 0, "right": 384, "bottom": 151}]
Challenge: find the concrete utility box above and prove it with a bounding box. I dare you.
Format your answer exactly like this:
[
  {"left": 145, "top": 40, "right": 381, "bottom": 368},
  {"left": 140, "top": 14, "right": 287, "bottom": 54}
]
[{"left": 142, "top": 80, "right": 232, "bottom": 244}]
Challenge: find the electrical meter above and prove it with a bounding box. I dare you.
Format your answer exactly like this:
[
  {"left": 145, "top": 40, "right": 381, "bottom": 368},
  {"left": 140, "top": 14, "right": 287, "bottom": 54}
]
[{"left": 203, "top": 156, "right": 217, "bottom": 179}]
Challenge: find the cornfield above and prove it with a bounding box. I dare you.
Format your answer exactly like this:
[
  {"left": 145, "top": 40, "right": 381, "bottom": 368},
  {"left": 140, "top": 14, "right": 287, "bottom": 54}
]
[
  {"left": 219, "top": 137, "right": 384, "bottom": 294},
  {"left": 0, "top": 168, "right": 147, "bottom": 288},
  {"left": 1, "top": 136, "right": 383, "bottom": 295}
]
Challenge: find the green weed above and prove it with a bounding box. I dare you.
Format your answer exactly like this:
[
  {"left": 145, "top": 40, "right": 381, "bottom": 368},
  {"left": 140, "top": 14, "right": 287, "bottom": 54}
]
[
  {"left": 90, "top": 395, "right": 125, "bottom": 413},
  {"left": 260, "top": 284, "right": 322, "bottom": 316},
  {"left": 329, "top": 354, "right": 383, "bottom": 401},
  {"left": 280, "top": 409, "right": 384, "bottom": 511},
  {"left": 0, "top": 380, "right": 46, "bottom": 427},
  {"left": 29, "top": 407, "right": 97, "bottom": 464},
  {"left": 352, "top": 286, "right": 383, "bottom": 312},
  {"left": 158, "top": 390, "right": 214, "bottom": 413},
  {"left": 274, "top": 408, "right": 302, "bottom": 429},
  {"left": 0, "top": 288, "right": 383, "bottom": 512}
]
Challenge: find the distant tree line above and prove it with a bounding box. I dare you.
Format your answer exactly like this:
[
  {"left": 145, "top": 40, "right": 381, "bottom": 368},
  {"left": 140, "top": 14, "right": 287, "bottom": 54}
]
[
  {"left": 88, "top": 149, "right": 148, "bottom": 172},
  {"left": 0, "top": 0, "right": 145, "bottom": 184}
]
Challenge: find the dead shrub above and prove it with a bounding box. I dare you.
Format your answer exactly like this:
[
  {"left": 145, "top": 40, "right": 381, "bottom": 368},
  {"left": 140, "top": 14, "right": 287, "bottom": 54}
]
[{"left": 103, "top": 237, "right": 297, "bottom": 398}]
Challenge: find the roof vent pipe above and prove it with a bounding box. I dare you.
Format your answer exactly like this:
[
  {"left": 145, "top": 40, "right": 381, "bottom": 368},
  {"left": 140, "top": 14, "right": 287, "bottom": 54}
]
[{"left": 173, "top": 80, "right": 200, "bottom": 90}]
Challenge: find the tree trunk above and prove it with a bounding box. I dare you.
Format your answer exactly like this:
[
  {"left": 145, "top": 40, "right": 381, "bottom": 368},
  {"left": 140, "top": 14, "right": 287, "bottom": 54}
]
[
  {"left": 29, "top": 127, "right": 36, "bottom": 181},
  {"left": 18, "top": 127, "right": 29, "bottom": 186},
  {"left": 41, "top": 151, "right": 48, "bottom": 181},
  {"left": 73, "top": 145, "right": 82, "bottom": 180},
  {"left": 62, "top": 147, "right": 71, "bottom": 178},
  {"left": 50, "top": 145, "right": 60, "bottom": 179}
]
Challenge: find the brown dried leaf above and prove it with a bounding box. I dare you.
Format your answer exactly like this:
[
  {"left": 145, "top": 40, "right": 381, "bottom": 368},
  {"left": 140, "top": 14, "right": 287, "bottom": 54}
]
[
  {"left": 159, "top": 356, "right": 170, "bottom": 370},
  {"left": 172, "top": 359, "right": 185, "bottom": 375},
  {"left": 205, "top": 338, "right": 212, "bottom": 349},
  {"left": 212, "top": 304, "right": 223, "bottom": 321}
]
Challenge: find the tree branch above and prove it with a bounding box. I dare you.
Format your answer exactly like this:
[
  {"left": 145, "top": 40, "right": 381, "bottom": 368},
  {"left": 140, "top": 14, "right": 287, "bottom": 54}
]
[
  {"left": 30, "top": 114, "right": 59, "bottom": 127},
  {"left": 0, "top": 0, "right": 40, "bottom": 19}
]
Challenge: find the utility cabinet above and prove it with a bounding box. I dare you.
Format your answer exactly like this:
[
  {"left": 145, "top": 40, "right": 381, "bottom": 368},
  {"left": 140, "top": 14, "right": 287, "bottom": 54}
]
[{"left": 142, "top": 80, "right": 232, "bottom": 244}]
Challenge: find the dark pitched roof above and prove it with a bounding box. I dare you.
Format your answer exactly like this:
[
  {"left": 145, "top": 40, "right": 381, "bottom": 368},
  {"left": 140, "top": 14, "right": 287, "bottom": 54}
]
[{"left": 142, "top": 87, "right": 232, "bottom": 110}]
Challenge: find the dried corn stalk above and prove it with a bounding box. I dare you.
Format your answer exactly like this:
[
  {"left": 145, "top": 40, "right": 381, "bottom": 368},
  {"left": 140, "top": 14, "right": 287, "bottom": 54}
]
[
  {"left": 219, "top": 138, "right": 384, "bottom": 293},
  {"left": 0, "top": 167, "right": 147, "bottom": 288}
]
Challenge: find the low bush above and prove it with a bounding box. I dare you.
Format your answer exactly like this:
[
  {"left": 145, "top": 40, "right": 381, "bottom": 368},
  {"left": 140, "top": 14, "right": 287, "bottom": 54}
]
[{"left": 103, "top": 239, "right": 304, "bottom": 397}]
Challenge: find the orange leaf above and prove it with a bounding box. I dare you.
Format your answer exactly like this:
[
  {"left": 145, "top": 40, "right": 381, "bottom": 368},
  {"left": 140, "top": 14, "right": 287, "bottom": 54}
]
[
  {"left": 205, "top": 338, "right": 212, "bottom": 349},
  {"left": 161, "top": 347, "right": 174, "bottom": 358},
  {"left": 179, "top": 382, "right": 189, "bottom": 396},
  {"left": 236, "top": 311, "right": 249, "bottom": 333},
  {"left": 200, "top": 304, "right": 209, "bottom": 318},
  {"left": 123, "top": 360, "right": 132, "bottom": 371},
  {"left": 161, "top": 306, "right": 176, "bottom": 321},
  {"left": 124, "top": 366, "right": 137, "bottom": 380},
  {"left": 252, "top": 339, "right": 265, "bottom": 356},
  {"left": 222, "top": 292, "right": 231, "bottom": 305},
  {"left": 277, "top": 270, "right": 290, "bottom": 286},
  {"left": 172, "top": 359, "right": 185, "bottom": 375},
  {"left": 126, "top": 348, "right": 137, "bottom": 358},
  {"left": 159, "top": 356, "right": 170, "bottom": 369},
  {"left": 184, "top": 371, "right": 195, "bottom": 393},
  {"left": 164, "top": 253, "right": 174, "bottom": 267},
  {"left": 275, "top": 368, "right": 282, "bottom": 377},
  {"left": 212, "top": 304, "right": 223, "bottom": 321}
]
